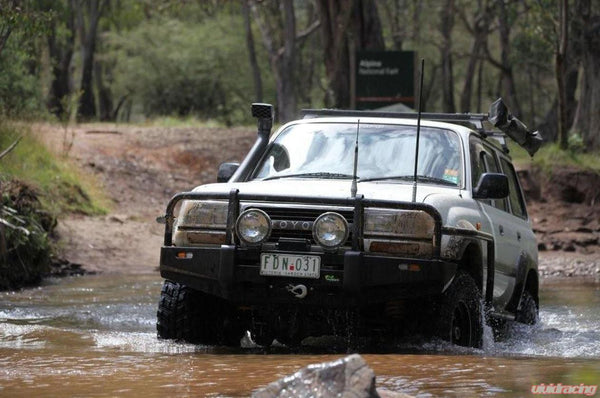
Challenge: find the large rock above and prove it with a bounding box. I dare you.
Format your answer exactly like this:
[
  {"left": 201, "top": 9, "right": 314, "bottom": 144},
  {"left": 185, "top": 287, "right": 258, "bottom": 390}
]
[{"left": 253, "top": 354, "right": 413, "bottom": 398}]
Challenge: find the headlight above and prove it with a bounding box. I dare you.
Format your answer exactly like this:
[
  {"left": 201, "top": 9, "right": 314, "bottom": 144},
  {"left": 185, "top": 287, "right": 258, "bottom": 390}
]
[
  {"left": 312, "top": 212, "right": 349, "bottom": 250},
  {"left": 364, "top": 209, "right": 435, "bottom": 239},
  {"left": 177, "top": 200, "right": 228, "bottom": 229},
  {"left": 236, "top": 209, "right": 271, "bottom": 245},
  {"left": 173, "top": 200, "right": 228, "bottom": 246}
]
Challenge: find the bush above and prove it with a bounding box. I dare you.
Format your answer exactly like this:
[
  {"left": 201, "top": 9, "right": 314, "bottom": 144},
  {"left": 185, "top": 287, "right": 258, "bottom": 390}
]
[
  {"left": 0, "top": 33, "right": 44, "bottom": 117},
  {"left": 0, "top": 178, "right": 53, "bottom": 289}
]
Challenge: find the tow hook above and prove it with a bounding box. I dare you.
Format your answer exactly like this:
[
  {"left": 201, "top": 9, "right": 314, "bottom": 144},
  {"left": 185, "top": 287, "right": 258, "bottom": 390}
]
[{"left": 286, "top": 284, "right": 308, "bottom": 299}]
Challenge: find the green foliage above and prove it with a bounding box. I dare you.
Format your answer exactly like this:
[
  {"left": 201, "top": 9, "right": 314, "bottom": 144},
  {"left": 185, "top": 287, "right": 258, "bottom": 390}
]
[
  {"left": 0, "top": 121, "right": 107, "bottom": 216},
  {"left": 0, "top": 33, "right": 44, "bottom": 117},
  {"left": 107, "top": 14, "right": 270, "bottom": 125}
]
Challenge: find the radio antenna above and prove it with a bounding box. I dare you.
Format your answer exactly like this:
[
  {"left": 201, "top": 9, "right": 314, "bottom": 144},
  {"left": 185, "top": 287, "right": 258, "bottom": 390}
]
[
  {"left": 351, "top": 119, "right": 360, "bottom": 198},
  {"left": 412, "top": 59, "right": 425, "bottom": 203}
]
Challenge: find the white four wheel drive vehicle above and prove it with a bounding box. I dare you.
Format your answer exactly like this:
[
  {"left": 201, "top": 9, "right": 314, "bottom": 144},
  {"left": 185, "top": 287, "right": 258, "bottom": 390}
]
[{"left": 157, "top": 100, "right": 542, "bottom": 348}]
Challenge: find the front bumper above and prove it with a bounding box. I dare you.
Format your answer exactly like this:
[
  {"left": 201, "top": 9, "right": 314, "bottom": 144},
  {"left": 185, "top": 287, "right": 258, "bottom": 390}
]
[{"left": 160, "top": 245, "right": 457, "bottom": 307}]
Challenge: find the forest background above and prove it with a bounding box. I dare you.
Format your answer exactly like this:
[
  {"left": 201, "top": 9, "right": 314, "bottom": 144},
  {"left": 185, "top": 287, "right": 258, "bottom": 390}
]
[{"left": 0, "top": 0, "right": 599, "bottom": 148}]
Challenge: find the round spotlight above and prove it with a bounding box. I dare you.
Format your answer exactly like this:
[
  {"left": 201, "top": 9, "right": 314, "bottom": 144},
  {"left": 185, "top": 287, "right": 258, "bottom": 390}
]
[
  {"left": 236, "top": 209, "right": 271, "bottom": 245},
  {"left": 313, "top": 212, "right": 349, "bottom": 250}
]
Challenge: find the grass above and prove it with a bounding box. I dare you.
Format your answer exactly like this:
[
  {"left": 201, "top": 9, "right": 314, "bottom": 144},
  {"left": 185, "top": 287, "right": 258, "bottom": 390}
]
[
  {"left": 509, "top": 141, "right": 600, "bottom": 175},
  {"left": 0, "top": 121, "right": 108, "bottom": 216}
]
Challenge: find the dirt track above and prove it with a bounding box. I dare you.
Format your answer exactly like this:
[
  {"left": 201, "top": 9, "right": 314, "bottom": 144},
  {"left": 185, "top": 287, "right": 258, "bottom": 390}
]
[
  {"left": 34, "top": 123, "right": 599, "bottom": 277},
  {"left": 36, "top": 123, "right": 255, "bottom": 274}
]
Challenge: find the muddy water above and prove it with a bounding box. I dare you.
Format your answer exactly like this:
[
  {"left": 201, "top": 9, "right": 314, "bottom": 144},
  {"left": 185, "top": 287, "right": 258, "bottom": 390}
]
[{"left": 1, "top": 274, "right": 599, "bottom": 397}]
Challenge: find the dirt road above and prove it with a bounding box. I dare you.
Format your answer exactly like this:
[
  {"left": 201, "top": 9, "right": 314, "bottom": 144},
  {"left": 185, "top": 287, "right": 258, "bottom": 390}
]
[
  {"left": 34, "top": 123, "right": 599, "bottom": 277},
  {"left": 36, "top": 123, "right": 254, "bottom": 273}
]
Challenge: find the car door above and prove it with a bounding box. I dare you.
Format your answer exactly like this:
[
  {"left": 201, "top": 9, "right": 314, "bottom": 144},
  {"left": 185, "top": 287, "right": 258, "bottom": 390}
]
[
  {"left": 496, "top": 155, "right": 537, "bottom": 312},
  {"left": 469, "top": 137, "right": 516, "bottom": 313}
]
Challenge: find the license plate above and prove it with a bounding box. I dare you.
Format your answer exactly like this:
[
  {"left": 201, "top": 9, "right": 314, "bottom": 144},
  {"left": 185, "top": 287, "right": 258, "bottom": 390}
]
[{"left": 260, "top": 253, "right": 321, "bottom": 279}]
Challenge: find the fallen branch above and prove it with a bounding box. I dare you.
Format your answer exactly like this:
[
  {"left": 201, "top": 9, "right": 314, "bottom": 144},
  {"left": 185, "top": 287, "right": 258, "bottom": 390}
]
[{"left": 0, "top": 136, "right": 23, "bottom": 161}]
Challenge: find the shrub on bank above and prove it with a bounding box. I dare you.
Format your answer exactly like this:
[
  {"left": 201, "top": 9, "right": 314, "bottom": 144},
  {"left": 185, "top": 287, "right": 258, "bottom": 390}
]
[{"left": 0, "top": 179, "right": 54, "bottom": 289}]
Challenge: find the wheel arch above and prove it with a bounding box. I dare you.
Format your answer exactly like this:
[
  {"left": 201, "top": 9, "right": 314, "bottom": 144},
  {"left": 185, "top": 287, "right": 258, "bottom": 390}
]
[
  {"left": 456, "top": 241, "right": 484, "bottom": 292},
  {"left": 524, "top": 268, "right": 539, "bottom": 308}
]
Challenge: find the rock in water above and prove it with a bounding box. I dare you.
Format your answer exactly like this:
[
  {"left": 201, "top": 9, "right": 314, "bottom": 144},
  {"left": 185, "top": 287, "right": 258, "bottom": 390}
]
[{"left": 253, "top": 354, "right": 412, "bottom": 398}]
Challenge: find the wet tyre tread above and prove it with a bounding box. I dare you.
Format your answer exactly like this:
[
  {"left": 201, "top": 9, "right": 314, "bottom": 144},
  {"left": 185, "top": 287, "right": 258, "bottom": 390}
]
[
  {"left": 436, "top": 271, "right": 484, "bottom": 348},
  {"left": 157, "top": 280, "right": 244, "bottom": 346}
]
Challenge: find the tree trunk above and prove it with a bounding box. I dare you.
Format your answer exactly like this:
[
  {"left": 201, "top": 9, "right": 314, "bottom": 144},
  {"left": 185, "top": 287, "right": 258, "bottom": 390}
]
[
  {"left": 316, "top": 0, "right": 354, "bottom": 108},
  {"left": 439, "top": 0, "right": 456, "bottom": 113},
  {"left": 459, "top": 2, "right": 492, "bottom": 113},
  {"left": 537, "top": 68, "right": 578, "bottom": 143},
  {"left": 572, "top": 0, "right": 600, "bottom": 150},
  {"left": 496, "top": 0, "right": 522, "bottom": 118},
  {"left": 355, "top": 0, "right": 385, "bottom": 49},
  {"left": 47, "top": 1, "right": 75, "bottom": 117},
  {"left": 94, "top": 58, "right": 113, "bottom": 121},
  {"left": 242, "top": 0, "right": 263, "bottom": 103},
  {"left": 316, "top": 0, "right": 384, "bottom": 109},
  {"left": 75, "top": 0, "right": 104, "bottom": 120},
  {"left": 278, "top": 0, "right": 297, "bottom": 122},
  {"left": 556, "top": 0, "right": 569, "bottom": 149}
]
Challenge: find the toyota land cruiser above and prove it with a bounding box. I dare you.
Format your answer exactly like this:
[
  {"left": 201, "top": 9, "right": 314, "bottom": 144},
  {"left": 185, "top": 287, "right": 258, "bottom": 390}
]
[{"left": 157, "top": 99, "right": 542, "bottom": 348}]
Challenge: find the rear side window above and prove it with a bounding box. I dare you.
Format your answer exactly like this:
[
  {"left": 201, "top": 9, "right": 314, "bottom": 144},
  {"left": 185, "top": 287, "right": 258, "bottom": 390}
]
[{"left": 499, "top": 158, "right": 527, "bottom": 219}]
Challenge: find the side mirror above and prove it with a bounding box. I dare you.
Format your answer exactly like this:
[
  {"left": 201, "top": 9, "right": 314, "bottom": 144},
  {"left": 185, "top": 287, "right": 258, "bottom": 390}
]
[
  {"left": 473, "top": 173, "right": 509, "bottom": 199},
  {"left": 217, "top": 162, "right": 240, "bottom": 183}
]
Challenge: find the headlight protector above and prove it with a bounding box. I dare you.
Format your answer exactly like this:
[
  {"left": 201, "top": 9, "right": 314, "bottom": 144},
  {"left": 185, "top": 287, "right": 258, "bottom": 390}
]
[
  {"left": 176, "top": 200, "right": 228, "bottom": 229},
  {"left": 364, "top": 209, "right": 435, "bottom": 239}
]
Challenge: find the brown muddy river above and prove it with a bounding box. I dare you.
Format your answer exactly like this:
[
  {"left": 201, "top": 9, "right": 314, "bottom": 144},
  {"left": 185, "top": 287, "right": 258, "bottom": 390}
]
[{"left": 1, "top": 273, "right": 599, "bottom": 397}]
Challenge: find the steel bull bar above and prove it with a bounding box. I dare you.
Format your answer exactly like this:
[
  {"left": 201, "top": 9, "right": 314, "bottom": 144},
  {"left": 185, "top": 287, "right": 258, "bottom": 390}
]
[{"left": 160, "top": 189, "right": 495, "bottom": 310}]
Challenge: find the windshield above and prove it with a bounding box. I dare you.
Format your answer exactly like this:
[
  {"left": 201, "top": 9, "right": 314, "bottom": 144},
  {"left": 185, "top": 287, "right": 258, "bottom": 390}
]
[{"left": 252, "top": 122, "right": 463, "bottom": 186}]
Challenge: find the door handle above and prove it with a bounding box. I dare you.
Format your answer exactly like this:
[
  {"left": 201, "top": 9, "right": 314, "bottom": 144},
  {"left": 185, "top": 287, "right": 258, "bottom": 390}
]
[
  {"left": 499, "top": 225, "right": 504, "bottom": 235},
  {"left": 517, "top": 231, "right": 522, "bottom": 241}
]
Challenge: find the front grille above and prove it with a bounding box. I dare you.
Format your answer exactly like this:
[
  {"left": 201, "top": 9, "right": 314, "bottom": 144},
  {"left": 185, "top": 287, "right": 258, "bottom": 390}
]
[{"left": 249, "top": 205, "right": 354, "bottom": 244}]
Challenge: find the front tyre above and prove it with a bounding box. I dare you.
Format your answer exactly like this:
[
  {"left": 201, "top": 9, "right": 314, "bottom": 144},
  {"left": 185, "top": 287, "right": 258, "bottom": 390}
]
[
  {"left": 436, "top": 271, "right": 483, "bottom": 348},
  {"left": 157, "top": 280, "right": 245, "bottom": 346}
]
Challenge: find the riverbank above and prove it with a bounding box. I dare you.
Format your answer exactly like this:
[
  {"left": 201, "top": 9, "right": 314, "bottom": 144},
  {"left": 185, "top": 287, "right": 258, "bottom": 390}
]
[
  {"left": 0, "top": 122, "right": 105, "bottom": 289},
  {"left": 26, "top": 122, "right": 600, "bottom": 279}
]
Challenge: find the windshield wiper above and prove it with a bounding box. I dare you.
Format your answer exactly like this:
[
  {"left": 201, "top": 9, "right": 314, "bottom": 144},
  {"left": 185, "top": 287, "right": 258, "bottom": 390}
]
[
  {"left": 262, "top": 172, "right": 355, "bottom": 181},
  {"left": 360, "top": 175, "right": 457, "bottom": 186}
]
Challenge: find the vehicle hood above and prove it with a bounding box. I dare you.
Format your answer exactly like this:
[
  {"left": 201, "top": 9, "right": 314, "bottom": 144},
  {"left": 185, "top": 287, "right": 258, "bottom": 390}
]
[{"left": 193, "top": 179, "right": 461, "bottom": 203}]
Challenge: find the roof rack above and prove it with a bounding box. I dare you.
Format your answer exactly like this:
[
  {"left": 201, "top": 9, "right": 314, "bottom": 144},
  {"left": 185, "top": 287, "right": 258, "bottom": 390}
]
[
  {"left": 301, "top": 109, "right": 488, "bottom": 131},
  {"left": 301, "top": 98, "right": 543, "bottom": 156}
]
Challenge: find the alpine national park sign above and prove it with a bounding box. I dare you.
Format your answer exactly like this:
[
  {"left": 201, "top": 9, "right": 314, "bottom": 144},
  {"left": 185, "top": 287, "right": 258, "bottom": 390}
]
[{"left": 355, "top": 51, "right": 415, "bottom": 110}]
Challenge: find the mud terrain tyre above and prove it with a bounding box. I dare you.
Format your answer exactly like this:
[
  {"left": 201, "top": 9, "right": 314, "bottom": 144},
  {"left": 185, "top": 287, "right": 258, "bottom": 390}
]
[
  {"left": 436, "top": 271, "right": 483, "bottom": 348},
  {"left": 157, "top": 280, "right": 245, "bottom": 346},
  {"left": 515, "top": 290, "right": 538, "bottom": 325}
]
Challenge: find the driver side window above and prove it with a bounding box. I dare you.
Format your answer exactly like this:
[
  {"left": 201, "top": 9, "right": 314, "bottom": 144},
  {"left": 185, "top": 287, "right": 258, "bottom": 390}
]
[{"left": 469, "top": 137, "right": 508, "bottom": 211}]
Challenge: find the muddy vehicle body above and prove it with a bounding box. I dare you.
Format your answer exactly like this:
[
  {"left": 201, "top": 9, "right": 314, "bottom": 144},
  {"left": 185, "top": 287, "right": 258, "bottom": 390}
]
[{"left": 157, "top": 101, "right": 541, "bottom": 348}]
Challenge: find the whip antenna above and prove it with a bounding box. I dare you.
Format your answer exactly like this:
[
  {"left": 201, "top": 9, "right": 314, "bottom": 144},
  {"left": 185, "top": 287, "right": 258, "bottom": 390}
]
[
  {"left": 351, "top": 119, "right": 360, "bottom": 198},
  {"left": 412, "top": 59, "right": 425, "bottom": 202}
]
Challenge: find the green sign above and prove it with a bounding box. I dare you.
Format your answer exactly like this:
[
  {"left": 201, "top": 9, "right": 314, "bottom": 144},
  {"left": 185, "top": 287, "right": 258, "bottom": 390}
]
[{"left": 355, "top": 51, "right": 415, "bottom": 110}]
